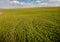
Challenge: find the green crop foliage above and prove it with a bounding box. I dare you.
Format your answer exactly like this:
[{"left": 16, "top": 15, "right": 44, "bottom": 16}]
[{"left": 0, "top": 7, "right": 60, "bottom": 42}]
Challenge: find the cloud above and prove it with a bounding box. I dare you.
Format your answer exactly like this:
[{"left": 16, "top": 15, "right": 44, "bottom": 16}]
[
  {"left": 10, "top": 1, "right": 20, "bottom": 4},
  {"left": 0, "top": 0, "right": 60, "bottom": 8},
  {"left": 35, "top": 0, "right": 41, "bottom": 3},
  {"left": 49, "top": 0, "right": 60, "bottom": 2}
]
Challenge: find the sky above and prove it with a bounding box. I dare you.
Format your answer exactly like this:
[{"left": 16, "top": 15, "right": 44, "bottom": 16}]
[{"left": 0, "top": 0, "right": 60, "bottom": 8}]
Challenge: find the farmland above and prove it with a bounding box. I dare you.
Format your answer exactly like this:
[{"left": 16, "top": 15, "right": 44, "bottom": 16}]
[{"left": 0, "top": 7, "right": 60, "bottom": 42}]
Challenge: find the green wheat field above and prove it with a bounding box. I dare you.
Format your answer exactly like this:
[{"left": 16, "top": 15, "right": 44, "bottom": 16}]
[{"left": 0, "top": 7, "right": 60, "bottom": 42}]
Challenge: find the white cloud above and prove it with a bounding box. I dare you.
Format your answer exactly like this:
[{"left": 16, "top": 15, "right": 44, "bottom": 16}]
[
  {"left": 10, "top": 1, "right": 20, "bottom": 4},
  {"left": 49, "top": 0, "right": 60, "bottom": 2},
  {"left": 0, "top": 0, "right": 60, "bottom": 8},
  {"left": 36, "top": 0, "right": 41, "bottom": 3},
  {"left": 10, "top": 0, "right": 27, "bottom": 5}
]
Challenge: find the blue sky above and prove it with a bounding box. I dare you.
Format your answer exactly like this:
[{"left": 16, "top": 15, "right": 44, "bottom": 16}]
[{"left": 0, "top": 0, "right": 60, "bottom": 8}]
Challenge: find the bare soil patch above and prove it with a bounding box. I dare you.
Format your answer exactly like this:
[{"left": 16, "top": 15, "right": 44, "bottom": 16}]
[{"left": 0, "top": 12, "right": 4, "bottom": 14}]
